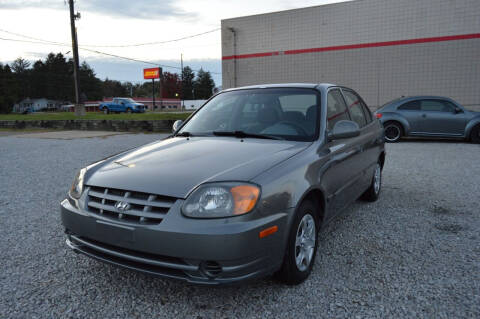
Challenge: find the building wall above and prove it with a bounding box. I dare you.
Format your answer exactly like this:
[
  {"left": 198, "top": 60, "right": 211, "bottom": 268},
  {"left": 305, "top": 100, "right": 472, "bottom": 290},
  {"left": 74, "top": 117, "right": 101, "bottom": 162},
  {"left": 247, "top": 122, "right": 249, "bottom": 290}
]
[{"left": 221, "top": 0, "right": 480, "bottom": 109}]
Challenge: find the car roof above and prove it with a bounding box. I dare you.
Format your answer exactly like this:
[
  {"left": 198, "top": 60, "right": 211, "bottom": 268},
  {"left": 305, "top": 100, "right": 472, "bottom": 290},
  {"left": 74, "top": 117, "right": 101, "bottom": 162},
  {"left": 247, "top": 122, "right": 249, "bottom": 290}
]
[
  {"left": 380, "top": 95, "right": 456, "bottom": 109},
  {"left": 223, "top": 83, "right": 338, "bottom": 91}
]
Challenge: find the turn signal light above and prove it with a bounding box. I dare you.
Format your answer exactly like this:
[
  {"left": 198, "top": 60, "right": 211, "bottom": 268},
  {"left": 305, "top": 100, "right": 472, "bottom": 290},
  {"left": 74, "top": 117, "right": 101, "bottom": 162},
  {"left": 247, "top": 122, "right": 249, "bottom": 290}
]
[
  {"left": 231, "top": 185, "right": 260, "bottom": 215},
  {"left": 375, "top": 113, "right": 382, "bottom": 119},
  {"left": 259, "top": 225, "right": 278, "bottom": 238}
]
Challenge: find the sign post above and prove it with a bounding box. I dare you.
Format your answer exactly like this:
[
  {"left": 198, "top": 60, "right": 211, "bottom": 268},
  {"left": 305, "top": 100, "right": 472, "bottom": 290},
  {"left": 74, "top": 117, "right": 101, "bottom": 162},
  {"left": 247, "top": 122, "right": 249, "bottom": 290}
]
[{"left": 143, "top": 67, "right": 162, "bottom": 110}]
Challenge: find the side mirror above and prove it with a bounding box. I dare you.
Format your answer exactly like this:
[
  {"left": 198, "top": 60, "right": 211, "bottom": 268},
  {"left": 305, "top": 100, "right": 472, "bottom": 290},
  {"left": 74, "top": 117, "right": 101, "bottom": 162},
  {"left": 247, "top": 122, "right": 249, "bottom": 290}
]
[
  {"left": 454, "top": 107, "right": 463, "bottom": 114},
  {"left": 172, "top": 120, "right": 183, "bottom": 133},
  {"left": 328, "top": 120, "right": 360, "bottom": 140}
]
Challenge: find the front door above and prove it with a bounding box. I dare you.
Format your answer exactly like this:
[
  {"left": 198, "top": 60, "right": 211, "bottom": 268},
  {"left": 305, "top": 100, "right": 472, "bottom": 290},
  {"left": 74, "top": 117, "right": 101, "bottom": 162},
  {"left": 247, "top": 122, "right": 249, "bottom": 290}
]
[
  {"left": 321, "top": 89, "right": 365, "bottom": 221},
  {"left": 419, "top": 99, "right": 467, "bottom": 136}
]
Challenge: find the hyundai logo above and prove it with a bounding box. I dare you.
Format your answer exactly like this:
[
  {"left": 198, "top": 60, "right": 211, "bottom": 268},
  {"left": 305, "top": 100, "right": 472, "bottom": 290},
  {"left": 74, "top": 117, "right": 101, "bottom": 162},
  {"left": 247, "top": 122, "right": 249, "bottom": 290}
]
[{"left": 115, "top": 201, "right": 130, "bottom": 212}]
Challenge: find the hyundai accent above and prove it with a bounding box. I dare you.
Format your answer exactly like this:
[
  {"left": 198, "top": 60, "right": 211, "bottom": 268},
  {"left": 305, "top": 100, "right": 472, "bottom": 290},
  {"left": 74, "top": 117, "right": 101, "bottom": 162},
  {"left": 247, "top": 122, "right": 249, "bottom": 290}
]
[{"left": 61, "top": 83, "right": 385, "bottom": 285}]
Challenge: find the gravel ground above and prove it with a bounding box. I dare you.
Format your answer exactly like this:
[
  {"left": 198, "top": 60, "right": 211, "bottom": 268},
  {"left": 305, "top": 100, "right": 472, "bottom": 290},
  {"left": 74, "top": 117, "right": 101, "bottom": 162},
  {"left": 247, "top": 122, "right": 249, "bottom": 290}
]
[{"left": 0, "top": 133, "right": 479, "bottom": 318}]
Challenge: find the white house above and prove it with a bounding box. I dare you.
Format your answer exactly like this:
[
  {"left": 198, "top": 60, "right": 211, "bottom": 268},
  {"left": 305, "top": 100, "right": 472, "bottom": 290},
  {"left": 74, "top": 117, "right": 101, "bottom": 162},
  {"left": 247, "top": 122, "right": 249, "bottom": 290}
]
[{"left": 13, "top": 98, "right": 64, "bottom": 112}]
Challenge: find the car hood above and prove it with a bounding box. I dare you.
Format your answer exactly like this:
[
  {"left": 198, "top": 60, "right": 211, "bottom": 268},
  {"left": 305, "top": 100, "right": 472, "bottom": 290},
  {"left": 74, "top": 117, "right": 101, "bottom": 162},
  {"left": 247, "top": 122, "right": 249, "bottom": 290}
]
[{"left": 86, "top": 136, "right": 310, "bottom": 198}]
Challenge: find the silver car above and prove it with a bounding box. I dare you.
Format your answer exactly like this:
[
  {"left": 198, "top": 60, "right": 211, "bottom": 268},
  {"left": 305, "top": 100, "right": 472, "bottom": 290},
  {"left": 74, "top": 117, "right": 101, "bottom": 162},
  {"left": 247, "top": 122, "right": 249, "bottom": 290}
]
[
  {"left": 61, "top": 83, "right": 385, "bottom": 285},
  {"left": 376, "top": 96, "right": 480, "bottom": 143}
]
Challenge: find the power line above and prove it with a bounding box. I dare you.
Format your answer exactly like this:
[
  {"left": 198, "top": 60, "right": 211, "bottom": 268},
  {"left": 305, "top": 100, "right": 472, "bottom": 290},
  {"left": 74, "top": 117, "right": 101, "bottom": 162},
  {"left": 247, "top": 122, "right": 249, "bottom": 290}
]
[
  {"left": 0, "top": 36, "right": 221, "bottom": 74},
  {"left": 0, "top": 27, "right": 220, "bottom": 48},
  {"left": 81, "top": 28, "right": 220, "bottom": 48}
]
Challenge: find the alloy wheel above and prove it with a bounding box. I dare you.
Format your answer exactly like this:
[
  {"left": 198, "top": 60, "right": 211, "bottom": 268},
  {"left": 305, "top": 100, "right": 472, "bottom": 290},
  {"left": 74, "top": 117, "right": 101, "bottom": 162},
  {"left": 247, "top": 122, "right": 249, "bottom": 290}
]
[
  {"left": 374, "top": 163, "right": 381, "bottom": 194},
  {"left": 295, "top": 214, "right": 316, "bottom": 271}
]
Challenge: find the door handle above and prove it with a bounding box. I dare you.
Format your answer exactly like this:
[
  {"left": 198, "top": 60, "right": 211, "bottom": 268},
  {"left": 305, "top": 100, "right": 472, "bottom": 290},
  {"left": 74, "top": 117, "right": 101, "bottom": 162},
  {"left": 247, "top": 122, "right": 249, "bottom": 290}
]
[{"left": 421, "top": 114, "right": 427, "bottom": 118}]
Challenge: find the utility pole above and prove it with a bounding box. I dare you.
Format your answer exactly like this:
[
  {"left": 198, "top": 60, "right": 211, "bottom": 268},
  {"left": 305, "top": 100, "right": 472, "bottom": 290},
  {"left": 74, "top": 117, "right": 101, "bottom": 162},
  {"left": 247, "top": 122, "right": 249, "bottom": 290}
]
[
  {"left": 152, "top": 79, "right": 155, "bottom": 110},
  {"left": 228, "top": 27, "right": 237, "bottom": 88},
  {"left": 180, "top": 53, "right": 184, "bottom": 111},
  {"left": 68, "top": 0, "right": 84, "bottom": 115}
]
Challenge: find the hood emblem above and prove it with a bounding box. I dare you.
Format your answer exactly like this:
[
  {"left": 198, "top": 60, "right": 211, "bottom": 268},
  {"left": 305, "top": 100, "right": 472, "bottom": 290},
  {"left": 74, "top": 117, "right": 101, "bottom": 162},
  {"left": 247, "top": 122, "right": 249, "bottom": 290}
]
[{"left": 115, "top": 201, "right": 130, "bottom": 212}]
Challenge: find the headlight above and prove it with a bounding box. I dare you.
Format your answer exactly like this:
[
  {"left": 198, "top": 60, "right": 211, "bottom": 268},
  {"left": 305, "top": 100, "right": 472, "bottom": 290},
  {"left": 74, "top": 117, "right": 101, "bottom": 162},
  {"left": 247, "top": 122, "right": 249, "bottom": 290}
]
[
  {"left": 182, "top": 183, "right": 260, "bottom": 218},
  {"left": 69, "top": 168, "right": 87, "bottom": 199}
]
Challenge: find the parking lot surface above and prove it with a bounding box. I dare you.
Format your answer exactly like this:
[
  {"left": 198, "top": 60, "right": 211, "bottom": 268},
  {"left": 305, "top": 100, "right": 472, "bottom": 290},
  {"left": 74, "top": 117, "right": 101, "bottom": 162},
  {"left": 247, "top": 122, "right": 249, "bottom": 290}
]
[{"left": 1, "top": 133, "right": 479, "bottom": 318}]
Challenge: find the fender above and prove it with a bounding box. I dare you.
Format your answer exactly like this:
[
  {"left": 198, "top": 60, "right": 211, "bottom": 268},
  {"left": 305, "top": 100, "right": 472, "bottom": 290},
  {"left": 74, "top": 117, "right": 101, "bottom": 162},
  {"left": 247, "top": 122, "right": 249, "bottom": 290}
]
[
  {"left": 465, "top": 116, "right": 480, "bottom": 138},
  {"left": 380, "top": 112, "right": 411, "bottom": 135}
]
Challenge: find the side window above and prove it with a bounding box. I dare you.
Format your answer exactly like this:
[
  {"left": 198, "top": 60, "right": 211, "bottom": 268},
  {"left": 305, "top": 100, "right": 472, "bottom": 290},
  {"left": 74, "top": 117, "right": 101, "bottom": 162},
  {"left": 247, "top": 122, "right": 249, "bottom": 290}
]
[
  {"left": 327, "top": 89, "right": 350, "bottom": 130},
  {"left": 441, "top": 100, "right": 456, "bottom": 112},
  {"left": 398, "top": 100, "right": 420, "bottom": 111},
  {"left": 361, "top": 103, "right": 373, "bottom": 123},
  {"left": 421, "top": 100, "right": 452, "bottom": 112},
  {"left": 342, "top": 90, "right": 367, "bottom": 127}
]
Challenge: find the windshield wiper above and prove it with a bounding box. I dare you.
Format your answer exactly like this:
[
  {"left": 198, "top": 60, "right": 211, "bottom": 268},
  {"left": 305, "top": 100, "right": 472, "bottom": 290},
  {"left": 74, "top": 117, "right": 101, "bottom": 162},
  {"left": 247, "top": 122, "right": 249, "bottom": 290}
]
[
  {"left": 175, "top": 131, "right": 193, "bottom": 137},
  {"left": 212, "top": 130, "right": 283, "bottom": 140}
]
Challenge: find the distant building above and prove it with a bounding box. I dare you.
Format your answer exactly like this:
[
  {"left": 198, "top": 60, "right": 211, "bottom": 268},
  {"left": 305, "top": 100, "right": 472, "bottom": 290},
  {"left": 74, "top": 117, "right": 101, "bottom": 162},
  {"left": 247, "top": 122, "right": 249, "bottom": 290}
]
[
  {"left": 182, "top": 100, "right": 207, "bottom": 110},
  {"left": 13, "top": 98, "right": 64, "bottom": 113}
]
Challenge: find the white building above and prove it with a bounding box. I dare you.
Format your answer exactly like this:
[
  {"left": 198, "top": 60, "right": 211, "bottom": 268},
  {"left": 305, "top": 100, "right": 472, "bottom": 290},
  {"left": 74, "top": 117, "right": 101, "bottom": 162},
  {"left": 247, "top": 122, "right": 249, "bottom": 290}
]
[
  {"left": 222, "top": 0, "right": 480, "bottom": 109},
  {"left": 182, "top": 100, "right": 207, "bottom": 110},
  {"left": 13, "top": 98, "right": 64, "bottom": 112}
]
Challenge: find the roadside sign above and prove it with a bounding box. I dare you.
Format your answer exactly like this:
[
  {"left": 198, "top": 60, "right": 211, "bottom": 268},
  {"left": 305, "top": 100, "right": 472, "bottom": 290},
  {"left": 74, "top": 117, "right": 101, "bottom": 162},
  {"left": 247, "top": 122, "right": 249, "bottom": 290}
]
[{"left": 143, "top": 67, "right": 162, "bottom": 79}]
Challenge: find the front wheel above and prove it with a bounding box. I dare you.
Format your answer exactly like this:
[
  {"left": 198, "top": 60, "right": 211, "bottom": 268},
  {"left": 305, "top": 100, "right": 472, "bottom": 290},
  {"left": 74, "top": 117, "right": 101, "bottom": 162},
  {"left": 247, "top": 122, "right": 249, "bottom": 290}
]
[
  {"left": 103, "top": 108, "right": 109, "bottom": 114},
  {"left": 361, "top": 162, "right": 382, "bottom": 202},
  {"left": 276, "top": 200, "right": 319, "bottom": 285},
  {"left": 470, "top": 125, "right": 480, "bottom": 144}
]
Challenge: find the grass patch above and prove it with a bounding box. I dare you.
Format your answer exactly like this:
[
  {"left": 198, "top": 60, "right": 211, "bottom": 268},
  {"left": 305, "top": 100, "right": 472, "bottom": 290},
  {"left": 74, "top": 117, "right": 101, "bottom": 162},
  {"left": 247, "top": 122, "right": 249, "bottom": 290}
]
[{"left": 0, "top": 112, "right": 192, "bottom": 121}]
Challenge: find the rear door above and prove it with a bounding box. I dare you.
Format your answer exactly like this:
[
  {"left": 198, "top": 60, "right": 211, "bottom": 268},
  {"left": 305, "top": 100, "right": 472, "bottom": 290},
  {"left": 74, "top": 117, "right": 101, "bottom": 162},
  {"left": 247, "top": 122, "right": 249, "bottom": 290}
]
[
  {"left": 419, "top": 99, "right": 467, "bottom": 136},
  {"left": 111, "top": 99, "right": 120, "bottom": 111}
]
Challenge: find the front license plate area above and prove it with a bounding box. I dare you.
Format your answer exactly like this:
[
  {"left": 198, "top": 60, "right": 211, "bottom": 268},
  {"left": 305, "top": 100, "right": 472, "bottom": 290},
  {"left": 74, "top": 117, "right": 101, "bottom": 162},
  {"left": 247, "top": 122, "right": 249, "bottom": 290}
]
[{"left": 95, "top": 220, "right": 134, "bottom": 243}]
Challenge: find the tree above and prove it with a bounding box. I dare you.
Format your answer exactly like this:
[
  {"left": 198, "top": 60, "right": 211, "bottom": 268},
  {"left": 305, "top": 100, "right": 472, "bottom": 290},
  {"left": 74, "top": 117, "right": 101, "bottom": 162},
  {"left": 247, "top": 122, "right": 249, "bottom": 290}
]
[
  {"left": 0, "top": 64, "right": 19, "bottom": 113},
  {"left": 193, "top": 68, "right": 215, "bottom": 99},
  {"left": 161, "top": 72, "right": 181, "bottom": 99},
  {"left": 182, "top": 66, "right": 195, "bottom": 100},
  {"left": 103, "top": 78, "right": 127, "bottom": 98},
  {"left": 79, "top": 62, "right": 102, "bottom": 101},
  {"left": 11, "top": 58, "right": 31, "bottom": 74}
]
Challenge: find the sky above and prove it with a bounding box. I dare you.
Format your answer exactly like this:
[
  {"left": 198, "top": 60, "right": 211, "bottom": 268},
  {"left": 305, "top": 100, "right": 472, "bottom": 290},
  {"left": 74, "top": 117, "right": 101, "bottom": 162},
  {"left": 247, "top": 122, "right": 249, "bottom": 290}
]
[{"left": 0, "top": 0, "right": 347, "bottom": 85}]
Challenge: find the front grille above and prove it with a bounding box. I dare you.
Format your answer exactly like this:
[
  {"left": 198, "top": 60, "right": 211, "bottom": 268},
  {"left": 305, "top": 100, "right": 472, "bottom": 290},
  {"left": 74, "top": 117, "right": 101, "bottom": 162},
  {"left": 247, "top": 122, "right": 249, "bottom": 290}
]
[{"left": 86, "top": 185, "right": 177, "bottom": 225}]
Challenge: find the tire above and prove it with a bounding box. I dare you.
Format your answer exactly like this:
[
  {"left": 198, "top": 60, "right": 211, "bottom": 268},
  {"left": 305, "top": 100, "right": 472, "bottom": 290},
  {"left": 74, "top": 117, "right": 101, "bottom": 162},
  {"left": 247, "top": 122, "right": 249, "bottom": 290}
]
[
  {"left": 361, "top": 162, "right": 382, "bottom": 202},
  {"left": 470, "top": 125, "right": 480, "bottom": 144},
  {"left": 276, "top": 200, "right": 320, "bottom": 285},
  {"left": 126, "top": 108, "right": 132, "bottom": 114},
  {"left": 383, "top": 121, "right": 403, "bottom": 142},
  {"left": 103, "top": 108, "right": 109, "bottom": 114}
]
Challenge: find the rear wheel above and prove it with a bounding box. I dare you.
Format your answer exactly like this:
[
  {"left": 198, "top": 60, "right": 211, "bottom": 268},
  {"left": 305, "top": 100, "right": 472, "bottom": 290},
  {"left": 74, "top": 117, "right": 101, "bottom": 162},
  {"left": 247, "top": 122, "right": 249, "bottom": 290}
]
[
  {"left": 361, "top": 162, "right": 382, "bottom": 202},
  {"left": 276, "top": 200, "right": 319, "bottom": 285},
  {"left": 470, "top": 125, "right": 480, "bottom": 144},
  {"left": 384, "top": 121, "right": 403, "bottom": 142},
  {"left": 103, "top": 108, "right": 109, "bottom": 114}
]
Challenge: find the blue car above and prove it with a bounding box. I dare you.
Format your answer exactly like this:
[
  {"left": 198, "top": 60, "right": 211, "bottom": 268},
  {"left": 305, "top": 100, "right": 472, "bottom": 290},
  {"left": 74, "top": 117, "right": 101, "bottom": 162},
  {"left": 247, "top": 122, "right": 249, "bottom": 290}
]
[
  {"left": 376, "top": 96, "right": 480, "bottom": 143},
  {"left": 99, "top": 98, "right": 147, "bottom": 114}
]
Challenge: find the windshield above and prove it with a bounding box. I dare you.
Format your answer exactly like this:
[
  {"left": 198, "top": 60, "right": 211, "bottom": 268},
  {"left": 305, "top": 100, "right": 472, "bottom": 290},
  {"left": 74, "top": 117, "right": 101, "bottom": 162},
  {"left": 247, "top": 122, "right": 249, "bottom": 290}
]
[
  {"left": 178, "top": 88, "right": 320, "bottom": 141},
  {"left": 121, "top": 98, "right": 135, "bottom": 103}
]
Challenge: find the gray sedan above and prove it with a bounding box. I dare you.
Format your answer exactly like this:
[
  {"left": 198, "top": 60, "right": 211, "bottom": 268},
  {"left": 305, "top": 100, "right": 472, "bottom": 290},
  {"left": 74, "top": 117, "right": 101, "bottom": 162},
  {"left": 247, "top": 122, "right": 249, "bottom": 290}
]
[
  {"left": 61, "top": 83, "right": 385, "bottom": 285},
  {"left": 376, "top": 96, "right": 480, "bottom": 143}
]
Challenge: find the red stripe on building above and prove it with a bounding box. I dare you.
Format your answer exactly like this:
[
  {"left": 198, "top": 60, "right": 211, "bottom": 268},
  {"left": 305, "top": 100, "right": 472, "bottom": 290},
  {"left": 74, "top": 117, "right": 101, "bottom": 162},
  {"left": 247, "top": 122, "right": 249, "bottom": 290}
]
[{"left": 222, "top": 33, "right": 480, "bottom": 60}]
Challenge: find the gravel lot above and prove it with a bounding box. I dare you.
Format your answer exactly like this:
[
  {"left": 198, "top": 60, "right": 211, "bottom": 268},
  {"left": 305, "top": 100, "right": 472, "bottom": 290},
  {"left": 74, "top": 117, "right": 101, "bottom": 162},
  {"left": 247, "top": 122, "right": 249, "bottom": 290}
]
[{"left": 1, "top": 133, "right": 479, "bottom": 318}]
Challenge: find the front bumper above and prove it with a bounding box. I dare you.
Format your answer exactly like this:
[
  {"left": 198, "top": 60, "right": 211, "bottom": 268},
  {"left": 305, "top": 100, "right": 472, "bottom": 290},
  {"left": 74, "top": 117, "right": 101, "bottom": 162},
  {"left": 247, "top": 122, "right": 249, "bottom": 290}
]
[{"left": 61, "top": 199, "right": 290, "bottom": 285}]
